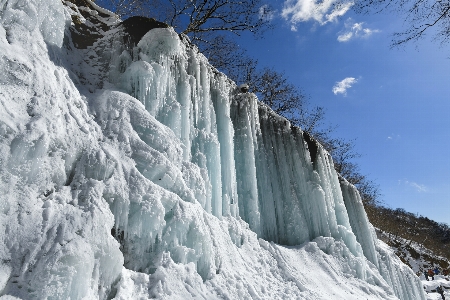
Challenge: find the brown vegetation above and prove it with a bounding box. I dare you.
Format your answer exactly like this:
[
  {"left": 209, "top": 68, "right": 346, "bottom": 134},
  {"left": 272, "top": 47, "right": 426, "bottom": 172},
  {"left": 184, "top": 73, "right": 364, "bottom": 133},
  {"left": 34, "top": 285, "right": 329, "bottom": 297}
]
[{"left": 366, "top": 204, "right": 450, "bottom": 268}]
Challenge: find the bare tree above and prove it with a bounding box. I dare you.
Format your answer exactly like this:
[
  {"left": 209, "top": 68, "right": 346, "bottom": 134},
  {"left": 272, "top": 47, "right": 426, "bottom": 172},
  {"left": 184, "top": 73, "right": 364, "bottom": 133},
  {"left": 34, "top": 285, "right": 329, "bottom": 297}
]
[
  {"left": 316, "top": 134, "right": 381, "bottom": 206},
  {"left": 354, "top": 0, "right": 450, "bottom": 46},
  {"left": 230, "top": 65, "right": 382, "bottom": 206},
  {"left": 94, "top": 0, "right": 146, "bottom": 17},
  {"left": 199, "top": 36, "right": 258, "bottom": 78},
  {"left": 161, "top": 0, "right": 272, "bottom": 38},
  {"left": 94, "top": 0, "right": 273, "bottom": 78},
  {"left": 94, "top": 0, "right": 273, "bottom": 39},
  {"left": 247, "top": 68, "right": 343, "bottom": 155},
  {"left": 252, "top": 68, "right": 306, "bottom": 117}
]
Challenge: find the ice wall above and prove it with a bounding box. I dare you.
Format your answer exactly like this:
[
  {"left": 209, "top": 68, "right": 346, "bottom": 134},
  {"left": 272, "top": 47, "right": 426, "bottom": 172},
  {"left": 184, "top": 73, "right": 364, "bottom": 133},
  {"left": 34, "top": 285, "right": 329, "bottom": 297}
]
[
  {"left": 114, "top": 27, "right": 241, "bottom": 220},
  {"left": 0, "top": 0, "right": 426, "bottom": 299},
  {"left": 115, "top": 26, "right": 357, "bottom": 248},
  {"left": 231, "top": 95, "right": 358, "bottom": 248},
  {"left": 109, "top": 25, "right": 424, "bottom": 298}
]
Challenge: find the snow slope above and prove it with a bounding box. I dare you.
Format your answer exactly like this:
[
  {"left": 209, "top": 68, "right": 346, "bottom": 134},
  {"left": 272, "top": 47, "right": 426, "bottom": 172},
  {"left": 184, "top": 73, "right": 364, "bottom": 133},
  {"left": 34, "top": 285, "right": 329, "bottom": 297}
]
[
  {"left": 421, "top": 275, "right": 449, "bottom": 299},
  {"left": 0, "top": 0, "right": 426, "bottom": 299}
]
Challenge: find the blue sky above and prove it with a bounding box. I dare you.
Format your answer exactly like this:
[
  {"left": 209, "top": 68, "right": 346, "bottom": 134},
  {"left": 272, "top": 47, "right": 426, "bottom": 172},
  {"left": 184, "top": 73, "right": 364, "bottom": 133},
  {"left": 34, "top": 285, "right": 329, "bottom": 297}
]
[{"left": 236, "top": 1, "right": 450, "bottom": 224}]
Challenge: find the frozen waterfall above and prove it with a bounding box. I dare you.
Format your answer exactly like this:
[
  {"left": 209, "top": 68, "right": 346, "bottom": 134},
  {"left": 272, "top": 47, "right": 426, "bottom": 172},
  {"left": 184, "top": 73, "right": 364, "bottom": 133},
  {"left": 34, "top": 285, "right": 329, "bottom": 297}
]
[{"left": 0, "top": 0, "right": 426, "bottom": 299}]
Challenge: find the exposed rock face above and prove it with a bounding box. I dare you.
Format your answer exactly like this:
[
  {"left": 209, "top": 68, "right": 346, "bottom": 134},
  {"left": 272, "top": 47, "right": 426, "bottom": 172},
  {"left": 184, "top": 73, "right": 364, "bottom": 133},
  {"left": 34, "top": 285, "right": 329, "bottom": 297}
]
[
  {"left": 121, "top": 16, "right": 168, "bottom": 47},
  {"left": 65, "top": 0, "right": 117, "bottom": 49}
]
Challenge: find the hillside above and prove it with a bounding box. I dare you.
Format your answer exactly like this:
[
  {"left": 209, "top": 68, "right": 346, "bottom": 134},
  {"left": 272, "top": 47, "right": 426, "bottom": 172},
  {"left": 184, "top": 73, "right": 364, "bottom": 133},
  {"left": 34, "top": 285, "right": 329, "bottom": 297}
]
[
  {"left": 0, "top": 0, "right": 426, "bottom": 299},
  {"left": 366, "top": 205, "right": 450, "bottom": 273}
]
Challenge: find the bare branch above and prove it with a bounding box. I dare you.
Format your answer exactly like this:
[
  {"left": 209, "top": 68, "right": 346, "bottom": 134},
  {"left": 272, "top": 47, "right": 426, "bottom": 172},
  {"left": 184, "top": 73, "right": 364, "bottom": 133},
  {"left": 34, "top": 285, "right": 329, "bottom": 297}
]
[{"left": 354, "top": 0, "right": 450, "bottom": 46}]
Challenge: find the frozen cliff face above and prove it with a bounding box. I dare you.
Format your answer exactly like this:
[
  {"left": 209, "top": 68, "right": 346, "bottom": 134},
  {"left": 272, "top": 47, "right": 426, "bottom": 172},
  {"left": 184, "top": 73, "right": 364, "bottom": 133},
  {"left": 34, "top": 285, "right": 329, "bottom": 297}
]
[
  {"left": 0, "top": 1, "right": 122, "bottom": 299},
  {"left": 0, "top": 0, "right": 426, "bottom": 299}
]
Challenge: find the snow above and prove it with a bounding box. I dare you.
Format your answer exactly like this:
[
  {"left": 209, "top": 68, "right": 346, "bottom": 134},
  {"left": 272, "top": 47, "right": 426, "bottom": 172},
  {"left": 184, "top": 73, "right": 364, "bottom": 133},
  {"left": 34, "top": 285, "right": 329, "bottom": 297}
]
[
  {"left": 421, "top": 275, "right": 450, "bottom": 299},
  {"left": 0, "top": 0, "right": 427, "bottom": 299}
]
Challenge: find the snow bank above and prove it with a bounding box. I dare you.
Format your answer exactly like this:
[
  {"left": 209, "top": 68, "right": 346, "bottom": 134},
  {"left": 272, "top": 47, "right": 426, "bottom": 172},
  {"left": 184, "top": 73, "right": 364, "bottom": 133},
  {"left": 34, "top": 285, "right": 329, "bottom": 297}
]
[
  {"left": 0, "top": 0, "right": 122, "bottom": 299},
  {"left": 0, "top": 0, "right": 67, "bottom": 47},
  {"left": 0, "top": 0, "right": 426, "bottom": 299}
]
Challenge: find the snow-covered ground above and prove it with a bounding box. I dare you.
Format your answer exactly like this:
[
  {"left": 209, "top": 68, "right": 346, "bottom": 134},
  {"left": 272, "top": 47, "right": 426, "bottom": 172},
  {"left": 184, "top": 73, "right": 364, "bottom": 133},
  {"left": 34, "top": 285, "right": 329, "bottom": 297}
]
[
  {"left": 421, "top": 275, "right": 450, "bottom": 299},
  {"left": 0, "top": 0, "right": 426, "bottom": 299}
]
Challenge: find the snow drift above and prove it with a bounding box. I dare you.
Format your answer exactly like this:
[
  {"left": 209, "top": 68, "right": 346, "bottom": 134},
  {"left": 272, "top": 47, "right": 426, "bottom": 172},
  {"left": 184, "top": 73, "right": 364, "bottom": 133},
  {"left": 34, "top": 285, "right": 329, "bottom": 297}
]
[{"left": 0, "top": 0, "right": 425, "bottom": 299}]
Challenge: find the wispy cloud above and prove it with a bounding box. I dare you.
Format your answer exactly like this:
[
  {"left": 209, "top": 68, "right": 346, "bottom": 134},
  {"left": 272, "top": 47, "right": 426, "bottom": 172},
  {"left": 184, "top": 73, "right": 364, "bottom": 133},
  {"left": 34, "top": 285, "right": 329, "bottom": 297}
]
[
  {"left": 387, "top": 134, "right": 401, "bottom": 140},
  {"left": 399, "top": 180, "right": 428, "bottom": 192},
  {"left": 282, "top": 0, "right": 353, "bottom": 30},
  {"left": 337, "top": 20, "right": 380, "bottom": 42},
  {"left": 332, "top": 77, "right": 358, "bottom": 95},
  {"left": 259, "top": 5, "right": 276, "bottom": 22}
]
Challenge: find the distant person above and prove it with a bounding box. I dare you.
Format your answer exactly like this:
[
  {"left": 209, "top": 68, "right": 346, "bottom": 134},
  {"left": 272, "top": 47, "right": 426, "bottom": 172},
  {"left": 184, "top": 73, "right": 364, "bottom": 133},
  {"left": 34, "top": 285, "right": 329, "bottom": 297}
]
[
  {"left": 443, "top": 269, "right": 449, "bottom": 276},
  {"left": 436, "top": 285, "right": 445, "bottom": 300},
  {"left": 424, "top": 270, "right": 429, "bottom": 281},
  {"left": 428, "top": 269, "right": 435, "bottom": 280},
  {"left": 435, "top": 267, "right": 441, "bottom": 275}
]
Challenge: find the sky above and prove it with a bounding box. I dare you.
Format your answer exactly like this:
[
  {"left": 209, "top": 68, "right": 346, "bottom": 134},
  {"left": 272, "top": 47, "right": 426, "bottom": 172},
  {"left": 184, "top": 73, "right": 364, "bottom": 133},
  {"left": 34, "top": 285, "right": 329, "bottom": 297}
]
[{"left": 234, "top": 0, "right": 450, "bottom": 224}]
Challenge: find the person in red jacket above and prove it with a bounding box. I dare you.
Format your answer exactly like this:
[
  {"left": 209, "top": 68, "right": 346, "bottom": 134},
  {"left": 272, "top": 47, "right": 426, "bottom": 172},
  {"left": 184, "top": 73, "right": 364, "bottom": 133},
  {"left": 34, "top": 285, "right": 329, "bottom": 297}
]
[
  {"left": 424, "top": 270, "right": 429, "bottom": 281},
  {"left": 428, "top": 269, "right": 435, "bottom": 280}
]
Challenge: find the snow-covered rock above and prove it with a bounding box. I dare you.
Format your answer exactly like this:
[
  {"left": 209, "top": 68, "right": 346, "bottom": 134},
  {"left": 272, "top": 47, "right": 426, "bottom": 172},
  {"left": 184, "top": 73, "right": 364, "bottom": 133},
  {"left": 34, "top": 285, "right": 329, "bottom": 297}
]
[{"left": 0, "top": 0, "right": 426, "bottom": 299}]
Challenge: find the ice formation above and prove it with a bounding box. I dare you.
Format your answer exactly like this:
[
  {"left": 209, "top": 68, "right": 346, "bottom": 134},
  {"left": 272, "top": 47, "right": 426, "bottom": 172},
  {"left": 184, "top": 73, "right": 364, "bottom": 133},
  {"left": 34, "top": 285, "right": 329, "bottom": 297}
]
[{"left": 0, "top": 0, "right": 426, "bottom": 299}]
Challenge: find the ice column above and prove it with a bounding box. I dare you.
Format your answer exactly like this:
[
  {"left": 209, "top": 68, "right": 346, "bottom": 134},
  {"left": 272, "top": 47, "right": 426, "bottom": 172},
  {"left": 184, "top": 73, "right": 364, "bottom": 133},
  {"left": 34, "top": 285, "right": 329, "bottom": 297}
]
[
  {"left": 340, "top": 180, "right": 379, "bottom": 266},
  {"left": 231, "top": 97, "right": 365, "bottom": 256},
  {"left": 211, "top": 76, "right": 239, "bottom": 218},
  {"left": 255, "top": 106, "right": 310, "bottom": 245},
  {"left": 186, "top": 52, "right": 223, "bottom": 217},
  {"left": 231, "top": 93, "right": 261, "bottom": 234}
]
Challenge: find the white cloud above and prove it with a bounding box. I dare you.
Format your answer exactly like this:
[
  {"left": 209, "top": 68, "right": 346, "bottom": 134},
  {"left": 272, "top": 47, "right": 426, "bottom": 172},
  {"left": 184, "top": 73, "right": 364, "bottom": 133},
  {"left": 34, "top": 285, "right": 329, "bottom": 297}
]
[
  {"left": 399, "top": 180, "right": 428, "bottom": 192},
  {"left": 409, "top": 182, "right": 428, "bottom": 192},
  {"left": 337, "top": 32, "right": 353, "bottom": 42},
  {"left": 325, "top": 2, "right": 353, "bottom": 23},
  {"left": 337, "top": 20, "right": 380, "bottom": 42},
  {"left": 332, "top": 77, "right": 357, "bottom": 95},
  {"left": 282, "top": 0, "right": 353, "bottom": 29},
  {"left": 387, "top": 134, "right": 401, "bottom": 140}
]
